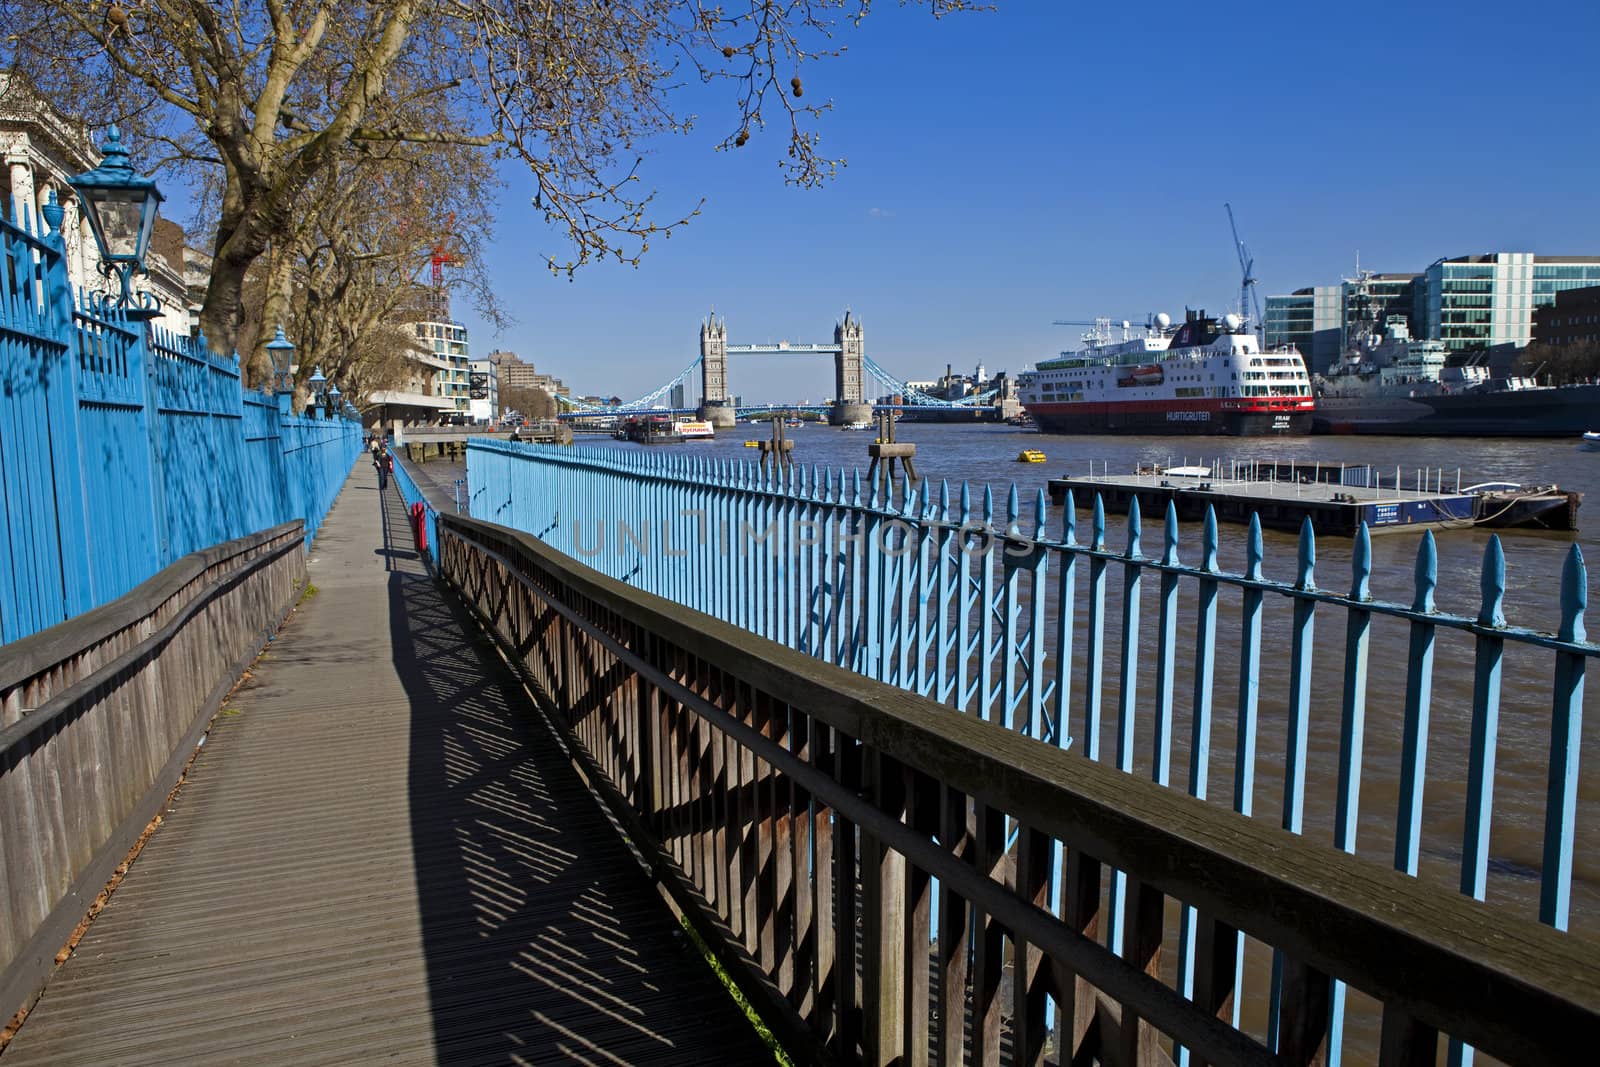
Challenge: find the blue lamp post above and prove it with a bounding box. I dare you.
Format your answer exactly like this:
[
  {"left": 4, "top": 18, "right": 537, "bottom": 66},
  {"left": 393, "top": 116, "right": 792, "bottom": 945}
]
[
  {"left": 265, "top": 326, "right": 296, "bottom": 410},
  {"left": 307, "top": 366, "right": 327, "bottom": 416},
  {"left": 327, "top": 382, "right": 343, "bottom": 419},
  {"left": 66, "top": 126, "right": 165, "bottom": 317}
]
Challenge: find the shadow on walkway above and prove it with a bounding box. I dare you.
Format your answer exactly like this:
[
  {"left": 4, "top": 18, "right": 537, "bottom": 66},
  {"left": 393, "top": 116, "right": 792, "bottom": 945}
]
[{"left": 380, "top": 490, "right": 770, "bottom": 1064}]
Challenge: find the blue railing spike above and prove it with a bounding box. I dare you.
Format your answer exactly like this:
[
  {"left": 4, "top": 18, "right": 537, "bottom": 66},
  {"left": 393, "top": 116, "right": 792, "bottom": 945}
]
[
  {"left": 960, "top": 482, "right": 972, "bottom": 522},
  {"left": 1162, "top": 501, "right": 1180, "bottom": 566},
  {"left": 852, "top": 469, "right": 862, "bottom": 508},
  {"left": 1351, "top": 523, "right": 1372, "bottom": 600},
  {"left": 1560, "top": 544, "right": 1587, "bottom": 643},
  {"left": 1295, "top": 517, "right": 1316, "bottom": 590},
  {"left": 1062, "top": 490, "right": 1077, "bottom": 544},
  {"left": 868, "top": 475, "right": 881, "bottom": 511},
  {"left": 1413, "top": 531, "right": 1438, "bottom": 612},
  {"left": 901, "top": 475, "right": 917, "bottom": 517},
  {"left": 1034, "top": 488, "right": 1047, "bottom": 537},
  {"left": 1479, "top": 535, "right": 1507, "bottom": 628},
  {"left": 1006, "top": 483, "right": 1020, "bottom": 535},
  {"left": 1245, "top": 514, "right": 1264, "bottom": 581},
  {"left": 1092, "top": 494, "right": 1106, "bottom": 550},
  {"left": 824, "top": 467, "right": 835, "bottom": 501},
  {"left": 918, "top": 479, "right": 932, "bottom": 519},
  {"left": 1202, "top": 506, "right": 1219, "bottom": 573},
  {"left": 1126, "top": 496, "right": 1142, "bottom": 558},
  {"left": 939, "top": 479, "right": 951, "bottom": 521},
  {"left": 983, "top": 484, "right": 995, "bottom": 524}
]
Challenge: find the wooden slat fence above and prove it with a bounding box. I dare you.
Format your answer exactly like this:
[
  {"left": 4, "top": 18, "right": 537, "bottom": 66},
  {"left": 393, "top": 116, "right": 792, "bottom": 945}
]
[
  {"left": 437, "top": 511, "right": 1600, "bottom": 1067},
  {"left": 0, "top": 523, "right": 307, "bottom": 1023}
]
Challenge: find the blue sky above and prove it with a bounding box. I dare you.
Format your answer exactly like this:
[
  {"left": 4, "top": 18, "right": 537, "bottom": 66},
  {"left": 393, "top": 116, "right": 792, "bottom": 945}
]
[{"left": 460, "top": 0, "right": 1600, "bottom": 403}]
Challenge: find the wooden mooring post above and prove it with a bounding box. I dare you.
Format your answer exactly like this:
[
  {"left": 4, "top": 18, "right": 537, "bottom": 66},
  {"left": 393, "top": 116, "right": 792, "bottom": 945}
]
[
  {"left": 758, "top": 416, "right": 795, "bottom": 476},
  {"left": 865, "top": 412, "right": 917, "bottom": 495}
]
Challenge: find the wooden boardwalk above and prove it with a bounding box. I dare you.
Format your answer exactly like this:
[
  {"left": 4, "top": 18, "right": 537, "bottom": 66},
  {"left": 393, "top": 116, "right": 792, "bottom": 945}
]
[{"left": 1, "top": 461, "right": 771, "bottom": 1065}]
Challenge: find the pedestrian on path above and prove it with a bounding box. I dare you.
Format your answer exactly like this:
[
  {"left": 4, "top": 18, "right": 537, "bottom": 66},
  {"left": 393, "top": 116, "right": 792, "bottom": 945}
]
[{"left": 375, "top": 448, "right": 392, "bottom": 491}]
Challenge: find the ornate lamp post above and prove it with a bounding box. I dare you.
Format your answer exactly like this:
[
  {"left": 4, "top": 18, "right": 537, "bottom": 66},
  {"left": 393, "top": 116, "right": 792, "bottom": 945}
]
[
  {"left": 306, "top": 366, "right": 327, "bottom": 415},
  {"left": 66, "top": 126, "right": 165, "bottom": 318},
  {"left": 265, "top": 326, "right": 296, "bottom": 411},
  {"left": 327, "top": 383, "right": 343, "bottom": 419}
]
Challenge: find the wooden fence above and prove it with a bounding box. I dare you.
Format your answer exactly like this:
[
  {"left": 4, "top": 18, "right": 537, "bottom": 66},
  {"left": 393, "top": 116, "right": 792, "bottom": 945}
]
[
  {"left": 436, "top": 511, "right": 1599, "bottom": 1066},
  {"left": 0, "top": 523, "right": 307, "bottom": 1023}
]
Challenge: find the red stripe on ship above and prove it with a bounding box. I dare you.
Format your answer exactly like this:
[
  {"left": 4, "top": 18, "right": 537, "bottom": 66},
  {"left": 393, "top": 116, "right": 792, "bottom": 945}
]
[{"left": 1023, "top": 398, "right": 1314, "bottom": 416}]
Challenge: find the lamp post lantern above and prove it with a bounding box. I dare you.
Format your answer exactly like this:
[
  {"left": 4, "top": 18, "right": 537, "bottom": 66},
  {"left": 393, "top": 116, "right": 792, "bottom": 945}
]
[
  {"left": 327, "top": 383, "right": 343, "bottom": 419},
  {"left": 307, "top": 365, "right": 328, "bottom": 415},
  {"left": 66, "top": 126, "right": 165, "bottom": 317},
  {"left": 265, "top": 326, "right": 296, "bottom": 406}
]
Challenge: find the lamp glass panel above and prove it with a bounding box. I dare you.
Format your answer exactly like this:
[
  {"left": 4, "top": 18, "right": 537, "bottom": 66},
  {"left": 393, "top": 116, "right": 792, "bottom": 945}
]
[{"left": 97, "top": 189, "right": 147, "bottom": 260}]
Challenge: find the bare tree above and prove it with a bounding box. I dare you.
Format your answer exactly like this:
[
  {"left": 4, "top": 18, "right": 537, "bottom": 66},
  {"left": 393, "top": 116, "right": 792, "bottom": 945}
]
[{"left": 2, "top": 1, "right": 982, "bottom": 357}]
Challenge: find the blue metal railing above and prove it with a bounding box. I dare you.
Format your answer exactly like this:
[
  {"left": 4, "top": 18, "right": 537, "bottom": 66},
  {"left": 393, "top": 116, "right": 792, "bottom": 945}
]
[
  {"left": 1, "top": 195, "right": 363, "bottom": 645},
  {"left": 470, "top": 438, "right": 1595, "bottom": 1063},
  {"left": 390, "top": 454, "right": 439, "bottom": 568}
]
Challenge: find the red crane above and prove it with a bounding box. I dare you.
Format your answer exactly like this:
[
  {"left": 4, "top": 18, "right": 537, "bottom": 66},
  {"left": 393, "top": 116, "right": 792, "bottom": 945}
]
[{"left": 406, "top": 211, "right": 464, "bottom": 289}]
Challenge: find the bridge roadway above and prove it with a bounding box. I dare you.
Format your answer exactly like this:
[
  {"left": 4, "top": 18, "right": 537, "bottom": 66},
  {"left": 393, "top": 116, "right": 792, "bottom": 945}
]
[{"left": 1, "top": 461, "right": 770, "bottom": 1065}]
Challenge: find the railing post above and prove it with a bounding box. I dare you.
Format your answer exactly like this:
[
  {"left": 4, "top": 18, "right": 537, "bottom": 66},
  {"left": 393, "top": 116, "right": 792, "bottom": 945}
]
[
  {"left": 38, "top": 195, "right": 94, "bottom": 616},
  {"left": 860, "top": 748, "right": 907, "bottom": 1067}
]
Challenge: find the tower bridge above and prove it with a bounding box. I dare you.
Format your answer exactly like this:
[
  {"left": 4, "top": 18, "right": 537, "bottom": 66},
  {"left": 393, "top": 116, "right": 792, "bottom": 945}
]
[
  {"left": 697, "top": 310, "right": 871, "bottom": 428},
  {"left": 552, "top": 309, "right": 1002, "bottom": 419}
]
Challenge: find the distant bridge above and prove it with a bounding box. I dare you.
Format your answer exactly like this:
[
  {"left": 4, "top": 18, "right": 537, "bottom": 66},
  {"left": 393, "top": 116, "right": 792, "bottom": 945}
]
[{"left": 554, "top": 310, "right": 1001, "bottom": 423}]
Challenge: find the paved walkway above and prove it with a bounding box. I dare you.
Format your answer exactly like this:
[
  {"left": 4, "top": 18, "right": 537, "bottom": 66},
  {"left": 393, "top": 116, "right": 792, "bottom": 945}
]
[{"left": 2, "top": 461, "right": 770, "bottom": 1065}]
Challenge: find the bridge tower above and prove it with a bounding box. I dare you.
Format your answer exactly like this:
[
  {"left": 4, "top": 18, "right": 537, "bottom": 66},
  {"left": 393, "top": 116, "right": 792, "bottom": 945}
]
[
  {"left": 697, "top": 313, "right": 737, "bottom": 428},
  {"left": 829, "top": 310, "right": 872, "bottom": 426}
]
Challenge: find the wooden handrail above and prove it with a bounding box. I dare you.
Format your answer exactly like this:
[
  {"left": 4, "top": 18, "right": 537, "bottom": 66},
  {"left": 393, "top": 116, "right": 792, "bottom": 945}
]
[
  {"left": 439, "top": 511, "right": 1600, "bottom": 1066},
  {"left": 0, "top": 523, "right": 307, "bottom": 1024}
]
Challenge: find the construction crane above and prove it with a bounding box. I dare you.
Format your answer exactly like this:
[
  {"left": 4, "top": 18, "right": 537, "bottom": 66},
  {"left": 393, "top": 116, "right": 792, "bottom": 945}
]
[
  {"left": 1224, "top": 202, "right": 1262, "bottom": 327},
  {"left": 429, "top": 212, "right": 463, "bottom": 288}
]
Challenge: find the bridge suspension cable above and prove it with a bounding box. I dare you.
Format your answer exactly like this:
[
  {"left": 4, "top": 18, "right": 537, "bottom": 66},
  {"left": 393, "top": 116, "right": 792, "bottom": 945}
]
[
  {"left": 862, "top": 354, "right": 998, "bottom": 408},
  {"left": 555, "top": 356, "right": 704, "bottom": 412},
  {"left": 555, "top": 350, "right": 999, "bottom": 415}
]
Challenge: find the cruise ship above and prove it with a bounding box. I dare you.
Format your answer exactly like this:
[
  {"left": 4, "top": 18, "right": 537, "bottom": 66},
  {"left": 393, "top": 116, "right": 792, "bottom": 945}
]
[{"left": 1018, "top": 310, "right": 1314, "bottom": 435}]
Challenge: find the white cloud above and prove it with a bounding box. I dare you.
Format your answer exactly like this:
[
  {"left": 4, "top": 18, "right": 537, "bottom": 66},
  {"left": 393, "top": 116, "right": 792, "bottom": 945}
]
[{"left": 867, "top": 207, "right": 895, "bottom": 218}]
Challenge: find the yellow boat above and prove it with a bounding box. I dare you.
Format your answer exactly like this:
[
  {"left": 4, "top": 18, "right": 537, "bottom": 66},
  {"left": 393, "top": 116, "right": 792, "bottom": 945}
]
[
  {"left": 1017, "top": 449, "right": 1047, "bottom": 463},
  {"left": 743, "top": 440, "right": 760, "bottom": 447}
]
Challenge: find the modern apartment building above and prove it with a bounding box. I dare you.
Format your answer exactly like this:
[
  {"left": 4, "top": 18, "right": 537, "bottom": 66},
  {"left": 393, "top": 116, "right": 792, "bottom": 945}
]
[{"left": 413, "top": 317, "right": 471, "bottom": 415}]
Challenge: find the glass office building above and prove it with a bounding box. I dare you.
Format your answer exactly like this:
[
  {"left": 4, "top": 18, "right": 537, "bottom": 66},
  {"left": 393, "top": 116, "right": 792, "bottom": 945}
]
[
  {"left": 1263, "top": 285, "right": 1342, "bottom": 373},
  {"left": 1418, "top": 253, "right": 1600, "bottom": 352}
]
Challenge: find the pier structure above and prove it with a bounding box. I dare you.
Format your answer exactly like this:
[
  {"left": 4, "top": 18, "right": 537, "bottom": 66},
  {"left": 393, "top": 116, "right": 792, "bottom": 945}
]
[
  {"left": 697, "top": 309, "right": 873, "bottom": 427},
  {"left": 1047, "top": 470, "right": 1477, "bottom": 535}
]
